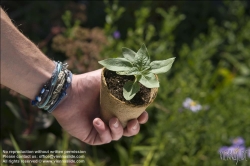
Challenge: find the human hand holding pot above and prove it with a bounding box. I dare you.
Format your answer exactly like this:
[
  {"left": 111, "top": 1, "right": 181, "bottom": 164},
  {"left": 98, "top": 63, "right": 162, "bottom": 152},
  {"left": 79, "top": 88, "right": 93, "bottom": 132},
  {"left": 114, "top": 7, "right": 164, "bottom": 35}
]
[
  {"left": 0, "top": 7, "right": 148, "bottom": 146},
  {"left": 52, "top": 69, "right": 149, "bottom": 145}
]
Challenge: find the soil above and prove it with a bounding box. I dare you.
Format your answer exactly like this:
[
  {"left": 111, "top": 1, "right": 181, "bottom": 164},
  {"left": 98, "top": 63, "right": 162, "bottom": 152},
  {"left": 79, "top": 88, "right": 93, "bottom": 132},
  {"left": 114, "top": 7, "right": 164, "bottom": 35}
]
[{"left": 104, "top": 69, "right": 151, "bottom": 105}]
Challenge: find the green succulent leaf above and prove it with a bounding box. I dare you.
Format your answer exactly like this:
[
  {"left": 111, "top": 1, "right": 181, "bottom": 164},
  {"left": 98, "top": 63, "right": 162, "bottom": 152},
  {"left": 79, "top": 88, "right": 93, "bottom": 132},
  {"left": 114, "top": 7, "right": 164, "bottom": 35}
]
[
  {"left": 135, "top": 44, "right": 150, "bottom": 68},
  {"left": 116, "top": 67, "right": 141, "bottom": 75},
  {"left": 122, "top": 47, "right": 136, "bottom": 62},
  {"left": 123, "top": 81, "right": 140, "bottom": 100},
  {"left": 150, "top": 57, "right": 175, "bottom": 74},
  {"left": 98, "top": 58, "right": 133, "bottom": 71},
  {"left": 139, "top": 73, "right": 159, "bottom": 88}
]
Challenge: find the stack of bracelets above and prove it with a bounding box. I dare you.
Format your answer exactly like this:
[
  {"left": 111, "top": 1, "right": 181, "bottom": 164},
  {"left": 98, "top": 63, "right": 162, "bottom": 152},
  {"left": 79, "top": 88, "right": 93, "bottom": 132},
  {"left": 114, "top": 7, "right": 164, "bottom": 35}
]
[{"left": 31, "top": 61, "right": 72, "bottom": 113}]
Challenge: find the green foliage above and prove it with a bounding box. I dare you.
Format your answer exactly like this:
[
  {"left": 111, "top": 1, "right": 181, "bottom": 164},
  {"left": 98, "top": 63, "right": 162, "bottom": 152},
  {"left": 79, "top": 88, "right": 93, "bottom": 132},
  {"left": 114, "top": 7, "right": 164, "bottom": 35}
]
[
  {"left": 100, "top": 1, "right": 250, "bottom": 166},
  {"left": 99, "top": 44, "right": 175, "bottom": 100},
  {"left": 150, "top": 58, "right": 176, "bottom": 74},
  {"left": 61, "top": 10, "right": 81, "bottom": 38},
  {"left": 9, "top": 134, "right": 26, "bottom": 166},
  {"left": 123, "top": 81, "right": 140, "bottom": 101},
  {"left": 104, "top": 0, "right": 125, "bottom": 36}
]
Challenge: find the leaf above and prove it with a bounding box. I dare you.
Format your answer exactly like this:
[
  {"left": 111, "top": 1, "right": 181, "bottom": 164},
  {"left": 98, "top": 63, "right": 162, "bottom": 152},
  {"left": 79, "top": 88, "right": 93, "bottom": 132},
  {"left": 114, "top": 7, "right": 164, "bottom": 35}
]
[
  {"left": 233, "top": 76, "right": 250, "bottom": 85},
  {"left": 123, "top": 81, "right": 140, "bottom": 100},
  {"left": 141, "top": 66, "right": 151, "bottom": 73},
  {"left": 10, "top": 133, "right": 26, "bottom": 166},
  {"left": 122, "top": 47, "right": 136, "bottom": 62},
  {"left": 135, "top": 44, "right": 150, "bottom": 68},
  {"left": 5, "top": 101, "right": 26, "bottom": 122},
  {"left": 117, "top": 66, "right": 151, "bottom": 76},
  {"left": 117, "top": 67, "right": 140, "bottom": 75},
  {"left": 98, "top": 58, "right": 133, "bottom": 71},
  {"left": 115, "top": 144, "right": 129, "bottom": 166},
  {"left": 139, "top": 73, "right": 159, "bottom": 88},
  {"left": 150, "top": 57, "right": 175, "bottom": 74}
]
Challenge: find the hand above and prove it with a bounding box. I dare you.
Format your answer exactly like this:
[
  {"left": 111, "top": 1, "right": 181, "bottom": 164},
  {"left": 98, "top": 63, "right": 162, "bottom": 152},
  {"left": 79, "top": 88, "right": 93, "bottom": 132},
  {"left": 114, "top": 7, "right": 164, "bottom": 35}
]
[{"left": 52, "top": 69, "right": 148, "bottom": 145}]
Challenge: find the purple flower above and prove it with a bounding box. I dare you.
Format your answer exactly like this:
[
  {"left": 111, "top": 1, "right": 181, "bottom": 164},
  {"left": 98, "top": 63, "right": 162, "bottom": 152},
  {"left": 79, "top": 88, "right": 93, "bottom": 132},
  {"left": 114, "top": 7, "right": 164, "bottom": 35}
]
[
  {"left": 219, "top": 146, "right": 229, "bottom": 153},
  {"left": 219, "top": 146, "right": 246, "bottom": 160},
  {"left": 182, "top": 98, "right": 202, "bottom": 112},
  {"left": 232, "top": 137, "right": 245, "bottom": 146},
  {"left": 219, "top": 146, "right": 229, "bottom": 157},
  {"left": 219, "top": 137, "right": 249, "bottom": 161},
  {"left": 227, "top": 146, "right": 246, "bottom": 159},
  {"left": 113, "top": 30, "right": 121, "bottom": 39}
]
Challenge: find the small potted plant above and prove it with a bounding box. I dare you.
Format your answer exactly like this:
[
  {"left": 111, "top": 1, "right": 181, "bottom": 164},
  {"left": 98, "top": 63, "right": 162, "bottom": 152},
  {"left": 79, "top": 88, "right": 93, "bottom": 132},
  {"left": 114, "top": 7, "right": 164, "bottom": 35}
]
[{"left": 99, "top": 44, "right": 175, "bottom": 127}]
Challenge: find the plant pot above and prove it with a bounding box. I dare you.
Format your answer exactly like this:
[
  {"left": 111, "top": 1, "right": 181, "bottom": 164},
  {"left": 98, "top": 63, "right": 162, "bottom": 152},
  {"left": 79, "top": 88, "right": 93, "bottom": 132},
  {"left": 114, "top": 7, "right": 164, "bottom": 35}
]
[{"left": 100, "top": 68, "right": 158, "bottom": 128}]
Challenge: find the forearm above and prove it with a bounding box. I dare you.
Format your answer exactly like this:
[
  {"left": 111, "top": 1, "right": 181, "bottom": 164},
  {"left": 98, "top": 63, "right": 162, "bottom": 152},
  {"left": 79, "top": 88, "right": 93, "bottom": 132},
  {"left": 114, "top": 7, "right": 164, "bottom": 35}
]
[{"left": 0, "top": 8, "right": 55, "bottom": 99}]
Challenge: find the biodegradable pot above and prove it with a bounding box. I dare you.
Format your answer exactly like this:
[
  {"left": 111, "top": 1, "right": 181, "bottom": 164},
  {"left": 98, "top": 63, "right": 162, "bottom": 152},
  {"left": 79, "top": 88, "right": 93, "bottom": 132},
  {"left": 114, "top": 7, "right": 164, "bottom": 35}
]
[{"left": 100, "top": 68, "right": 158, "bottom": 128}]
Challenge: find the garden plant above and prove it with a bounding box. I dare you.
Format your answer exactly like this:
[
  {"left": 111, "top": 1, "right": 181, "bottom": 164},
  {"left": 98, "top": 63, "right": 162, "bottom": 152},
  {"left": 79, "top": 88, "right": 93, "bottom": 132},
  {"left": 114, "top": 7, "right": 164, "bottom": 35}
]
[{"left": 98, "top": 44, "right": 175, "bottom": 127}]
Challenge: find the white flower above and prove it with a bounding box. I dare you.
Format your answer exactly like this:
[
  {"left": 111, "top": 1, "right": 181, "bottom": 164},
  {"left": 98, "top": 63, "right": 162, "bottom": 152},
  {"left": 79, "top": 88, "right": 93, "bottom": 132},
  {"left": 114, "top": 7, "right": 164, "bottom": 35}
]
[{"left": 182, "top": 98, "right": 202, "bottom": 112}]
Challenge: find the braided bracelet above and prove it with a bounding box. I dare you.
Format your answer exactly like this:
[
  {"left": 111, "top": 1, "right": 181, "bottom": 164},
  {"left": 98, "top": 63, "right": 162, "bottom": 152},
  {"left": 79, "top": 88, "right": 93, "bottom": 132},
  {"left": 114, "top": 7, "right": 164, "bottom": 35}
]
[
  {"left": 44, "top": 68, "right": 71, "bottom": 110},
  {"left": 44, "top": 69, "right": 66, "bottom": 109},
  {"left": 38, "top": 61, "right": 63, "bottom": 108},
  {"left": 31, "top": 61, "right": 72, "bottom": 113},
  {"left": 46, "top": 71, "right": 72, "bottom": 113}
]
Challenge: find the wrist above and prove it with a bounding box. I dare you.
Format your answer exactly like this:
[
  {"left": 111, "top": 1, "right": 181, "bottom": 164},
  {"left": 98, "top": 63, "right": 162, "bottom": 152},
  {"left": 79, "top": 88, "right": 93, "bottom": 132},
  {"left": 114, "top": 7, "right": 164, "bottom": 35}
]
[{"left": 27, "top": 60, "right": 56, "bottom": 99}]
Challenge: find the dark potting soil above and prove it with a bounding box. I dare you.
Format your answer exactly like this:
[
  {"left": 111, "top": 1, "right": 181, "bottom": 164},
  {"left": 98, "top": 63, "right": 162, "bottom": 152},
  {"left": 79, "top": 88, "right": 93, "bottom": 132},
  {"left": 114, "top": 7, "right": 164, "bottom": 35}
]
[{"left": 104, "top": 69, "right": 151, "bottom": 105}]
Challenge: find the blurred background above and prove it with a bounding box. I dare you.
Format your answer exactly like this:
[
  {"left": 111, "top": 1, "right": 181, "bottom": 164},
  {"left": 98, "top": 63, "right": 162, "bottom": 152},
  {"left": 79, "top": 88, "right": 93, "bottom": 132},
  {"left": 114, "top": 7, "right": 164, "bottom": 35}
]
[{"left": 1, "top": 0, "right": 250, "bottom": 165}]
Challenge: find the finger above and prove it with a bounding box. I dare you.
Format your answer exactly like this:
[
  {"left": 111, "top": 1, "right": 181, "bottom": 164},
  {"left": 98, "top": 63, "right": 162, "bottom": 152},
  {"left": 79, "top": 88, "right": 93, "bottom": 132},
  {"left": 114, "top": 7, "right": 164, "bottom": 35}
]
[
  {"left": 93, "top": 118, "right": 112, "bottom": 144},
  {"left": 109, "top": 118, "right": 123, "bottom": 141},
  {"left": 137, "top": 111, "right": 148, "bottom": 124},
  {"left": 123, "top": 119, "right": 140, "bottom": 137}
]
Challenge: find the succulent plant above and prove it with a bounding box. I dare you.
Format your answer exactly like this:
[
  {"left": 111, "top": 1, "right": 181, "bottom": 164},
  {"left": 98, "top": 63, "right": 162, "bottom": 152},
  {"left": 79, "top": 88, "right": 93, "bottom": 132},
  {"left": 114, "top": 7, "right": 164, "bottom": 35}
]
[{"left": 99, "top": 44, "right": 175, "bottom": 100}]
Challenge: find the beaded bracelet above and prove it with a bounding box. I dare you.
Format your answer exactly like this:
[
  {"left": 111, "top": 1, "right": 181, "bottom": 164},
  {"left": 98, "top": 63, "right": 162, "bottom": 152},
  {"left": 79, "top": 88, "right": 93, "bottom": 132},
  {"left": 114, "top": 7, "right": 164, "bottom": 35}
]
[{"left": 31, "top": 61, "right": 72, "bottom": 113}]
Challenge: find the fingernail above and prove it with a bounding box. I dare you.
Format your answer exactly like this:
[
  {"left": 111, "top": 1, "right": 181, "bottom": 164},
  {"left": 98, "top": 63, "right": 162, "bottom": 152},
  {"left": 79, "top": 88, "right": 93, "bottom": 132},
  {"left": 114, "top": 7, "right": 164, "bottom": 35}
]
[
  {"left": 95, "top": 120, "right": 101, "bottom": 126},
  {"left": 133, "top": 122, "right": 138, "bottom": 130},
  {"left": 113, "top": 119, "right": 119, "bottom": 128}
]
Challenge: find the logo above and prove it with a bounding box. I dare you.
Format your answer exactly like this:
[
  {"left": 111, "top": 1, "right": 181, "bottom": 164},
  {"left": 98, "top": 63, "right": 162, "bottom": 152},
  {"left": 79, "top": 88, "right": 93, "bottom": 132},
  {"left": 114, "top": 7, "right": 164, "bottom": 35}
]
[{"left": 219, "top": 146, "right": 248, "bottom": 165}]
